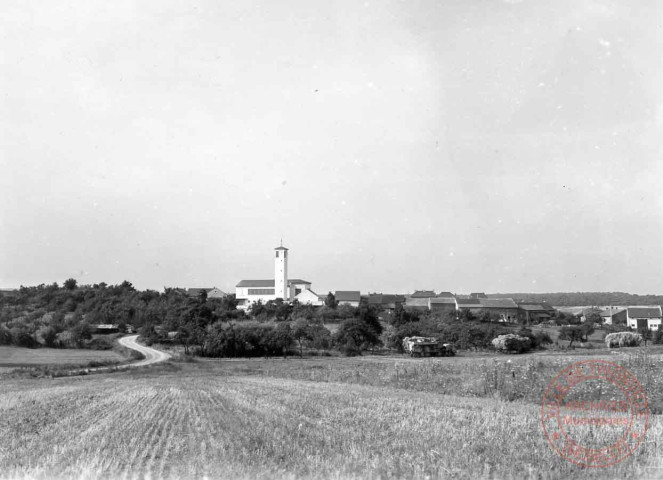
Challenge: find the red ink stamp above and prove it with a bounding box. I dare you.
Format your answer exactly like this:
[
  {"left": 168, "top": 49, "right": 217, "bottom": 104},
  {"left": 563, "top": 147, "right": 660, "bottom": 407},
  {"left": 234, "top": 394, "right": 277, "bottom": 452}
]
[{"left": 541, "top": 360, "right": 648, "bottom": 467}]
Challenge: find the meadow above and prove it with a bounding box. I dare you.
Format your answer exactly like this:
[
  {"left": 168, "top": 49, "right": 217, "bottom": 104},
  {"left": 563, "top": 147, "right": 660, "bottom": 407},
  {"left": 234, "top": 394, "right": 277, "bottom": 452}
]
[{"left": 1, "top": 347, "right": 663, "bottom": 479}]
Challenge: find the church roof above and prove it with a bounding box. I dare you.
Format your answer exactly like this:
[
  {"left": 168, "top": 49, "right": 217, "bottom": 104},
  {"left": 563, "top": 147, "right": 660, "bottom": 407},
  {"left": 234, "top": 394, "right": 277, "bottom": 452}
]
[{"left": 236, "top": 279, "right": 310, "bottom": 287}]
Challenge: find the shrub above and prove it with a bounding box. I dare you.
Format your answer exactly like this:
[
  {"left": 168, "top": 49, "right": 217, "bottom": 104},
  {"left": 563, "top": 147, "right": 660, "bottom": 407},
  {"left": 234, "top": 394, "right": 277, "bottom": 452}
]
[
  {"left": 517, "top": 327, "right": 552, "bottom": 349},
  {"left": 491, "top": 334, "right": 532, "bottom": 354},
  {"left": 0, "top": 326, "right": 12, "bottom": 345},
  {"left": 10, "top": 328, "right": 38, "bottom": 348},
  {"left": 87, "top": 337, "right": 114, "bottom": 350},
  {"left": 605, "top": 331, "right": 642, "bottom": 348}
]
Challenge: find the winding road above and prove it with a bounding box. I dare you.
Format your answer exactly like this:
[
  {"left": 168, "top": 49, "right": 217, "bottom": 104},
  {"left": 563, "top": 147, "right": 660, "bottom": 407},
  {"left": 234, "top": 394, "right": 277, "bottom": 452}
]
[{"left": 118, "top": 335, "right": 172, "bottom": 367}]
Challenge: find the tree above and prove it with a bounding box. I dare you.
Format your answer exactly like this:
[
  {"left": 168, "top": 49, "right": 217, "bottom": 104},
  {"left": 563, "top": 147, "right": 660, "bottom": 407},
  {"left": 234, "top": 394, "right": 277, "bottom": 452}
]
[
  {"left": 638, "top": 327, "right": 653, "bottom": 346},
  {"left": 579, "top": 322, "right": 595, "bottom": 342},
  {"left": 71, "top": 322, "right": 92, "bottom": 347},
  {"left": 325, "top": 292, "right": 338, "bottom": 309},
  {"left": 198, "top": 289, "right": 208, "bottom": 304},
  {"left": 356, "top": 303, "right": 383, "bottom": 336},
  {"left": 268, "top": 323, "right": 293, "bottom": 358},
  {"left": 292, "top": 319, "right": 312, "bottom": 358},
  {"left": 306, "top": 324, "right": 332, "bottom": 350},
  {"left": 249, "top": 300, "right": 265, "bottom": 318},
  {"left": 390, "top": 304, "right": 421, "bottom": 328},
  {"left": 0, "top": 326, "right": 12, "bottom": 345},
  {"left": 39, "top": 326, "right": 58, "bottom": 348},
  {"left": 558, "top": 326, "right": 584, "bottom": 348},
  {"left": 64, "top": 278, "right": 78, "bottom": 291},
  {"left": 333, "top": 318, "right": 381, "bottom": 355}
]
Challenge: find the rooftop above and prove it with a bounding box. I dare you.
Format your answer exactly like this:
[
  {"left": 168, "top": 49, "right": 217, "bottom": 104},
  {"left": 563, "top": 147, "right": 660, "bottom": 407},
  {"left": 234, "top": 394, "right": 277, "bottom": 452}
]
[
  {"left": 236, "top": 279, "right": 311, "bottom": 288},
  {"left": 627, "top": 306, "right": 662, "bottom": 319},
  {"left": 411, "top": 290, "right": 436, "bottom": 298},
  {"left": 335, "top": 291, "right": 361, "bottom": 302}
]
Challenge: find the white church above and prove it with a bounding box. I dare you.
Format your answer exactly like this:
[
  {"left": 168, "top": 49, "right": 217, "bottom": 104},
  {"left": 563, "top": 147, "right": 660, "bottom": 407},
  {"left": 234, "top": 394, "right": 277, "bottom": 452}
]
[{"left": 235, "top": 244, "right": 323, "bottom": 310}]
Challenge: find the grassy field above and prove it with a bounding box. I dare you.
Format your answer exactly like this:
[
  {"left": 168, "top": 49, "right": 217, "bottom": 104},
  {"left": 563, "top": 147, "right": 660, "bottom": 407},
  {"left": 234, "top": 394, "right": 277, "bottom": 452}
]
[
  {"left": 1, "top": 347, "right": 663, "bottom": 479},
  {"left": 0, "top": 346, "right": 126, "bottom": 370}
]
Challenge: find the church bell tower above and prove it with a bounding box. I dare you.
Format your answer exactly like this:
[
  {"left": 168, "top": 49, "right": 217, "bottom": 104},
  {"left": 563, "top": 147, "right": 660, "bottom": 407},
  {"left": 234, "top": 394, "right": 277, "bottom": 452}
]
[{"left": 274, "top": 243, "right": 288, "bottom": 300}]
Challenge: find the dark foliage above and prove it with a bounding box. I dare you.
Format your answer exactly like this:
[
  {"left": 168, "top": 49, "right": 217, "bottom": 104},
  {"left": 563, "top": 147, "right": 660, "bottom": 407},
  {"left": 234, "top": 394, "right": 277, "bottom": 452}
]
[{"left": 489, "top": 292, "right": 663, "bottom": 307}]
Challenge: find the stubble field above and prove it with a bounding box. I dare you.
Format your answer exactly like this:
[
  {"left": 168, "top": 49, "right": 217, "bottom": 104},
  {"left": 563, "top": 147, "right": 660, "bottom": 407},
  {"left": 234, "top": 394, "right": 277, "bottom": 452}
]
[
  {"left": 0, "top": 346, "right": 125, "bottom": 372},
  {"left": 2, "top": 349, "right": 663, "bottom": 480}
]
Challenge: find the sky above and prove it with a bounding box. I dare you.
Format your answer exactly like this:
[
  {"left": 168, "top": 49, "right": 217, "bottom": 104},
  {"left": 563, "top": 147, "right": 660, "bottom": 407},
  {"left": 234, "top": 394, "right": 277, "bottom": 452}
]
[{"left": 1, "top": 0, "right": 662, "bottom": 295}]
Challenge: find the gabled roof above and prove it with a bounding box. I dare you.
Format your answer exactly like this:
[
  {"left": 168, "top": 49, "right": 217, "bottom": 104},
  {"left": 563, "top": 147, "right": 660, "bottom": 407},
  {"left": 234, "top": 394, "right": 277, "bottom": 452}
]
[
  {"left": 479, "top": 298, "right": 517, "bottom": 309},
  {"left": 367, "top": 294, "right": 406, "bottom": 305},
  {"left": 470, "top": 292, "right": 487, "bottom": 299},
  {"left": 457, "top": 298, "right": 481, "bottom": 306},
  {"left": 186, "top": 288, "right": 215, "bottom": 296},
  {"left": 437, "top": 292, "right": 455, "bottom": 298},
  {"left": 236, "top": 280, "right": 274, "bottom": 288},
  {"left": 430, "top": 297, "right": 456, "bottom": 305},
  {"left": 405, "top": 297, "right": 430, "bottom": 308},
  {"left": 518, "top": 304, "right": 553, "bottom": 311},
  {"left": 599, "top": 308, "right": 626, "bottom": 317},
  {"left": 295, "top": 289, "right": 319, "bottom": 300},
  {"left": 411, "top": 290, "right": 436, "bottom": 298},
  {"left": 627, "top": 307, "right": 662, "bottom": 319},
  {"left": 336, "top": 290, "right": 361, "bottom": 302},
  {"left": 236, "top": 279, "right": 311, "bottom": 288}
]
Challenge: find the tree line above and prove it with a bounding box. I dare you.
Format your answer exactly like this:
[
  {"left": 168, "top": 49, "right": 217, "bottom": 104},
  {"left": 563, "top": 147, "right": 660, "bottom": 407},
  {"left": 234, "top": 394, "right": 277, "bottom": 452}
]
[{"left": 489, "top": 292, "right": 663, "bottom": 307}]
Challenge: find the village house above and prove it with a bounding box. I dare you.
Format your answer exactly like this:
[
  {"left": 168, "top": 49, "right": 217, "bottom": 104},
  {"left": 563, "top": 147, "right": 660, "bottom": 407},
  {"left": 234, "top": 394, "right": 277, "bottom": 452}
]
[
  {"left": 599, "top": 306, "right": 627, "bottom": 325},
  {"left": 335, "top": 291, "right": 361, "bottom": 308},
  {"left": 455, "top": 297, "right": 518, "bottom": 321},
  {"left": 626, "top": 306, "right": 662, "bottom": 330},
  {"left": 366, "top": 294, "right": 406, "bottom": 319},
  {"left": 430, "top": 296, "right": 457, "bottom": 314},
  {"left": 186, "top": 287, "right": 227, "bottom": 299},
  {"left": 517, "top": 302, "right": 556, "bottom": 324}
]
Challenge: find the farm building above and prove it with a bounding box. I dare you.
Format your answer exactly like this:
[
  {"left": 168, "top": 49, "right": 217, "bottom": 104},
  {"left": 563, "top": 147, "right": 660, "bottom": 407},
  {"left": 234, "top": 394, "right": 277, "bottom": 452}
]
[
  {"left": 430, "top": 297, "right": 457, "bottom": 314},
  {"left": 456, "top": 298, "right": 518, "bottom": 322},
  {"left": 367, "top": 294, "right": 405, "bottom": 312},
  {"left": 186, "top": 287, "right": 227, "bottom": 299},
  {"left": 599, "top": 307, "right": 627, "bottom": 325},
  {"left": 405, "top": 296, "right": 432, "bottom": 311},
  {"left": 335, "top": 291, "right": 361, "bottom": 307},
  {"left": 410, "top": 290, "right": 437, "bottom": 299},
  {"left": 91, "top": 324, "right": 119, "bottom": 334},
  {"left": 294, "top": 288, "right": 324, "bottom": 306},
  {"left": 517, "top": 302, "right": 556, "bottom": 324},
  {"left": 626, "top": 306, "right": 662, "bottom": 330}
]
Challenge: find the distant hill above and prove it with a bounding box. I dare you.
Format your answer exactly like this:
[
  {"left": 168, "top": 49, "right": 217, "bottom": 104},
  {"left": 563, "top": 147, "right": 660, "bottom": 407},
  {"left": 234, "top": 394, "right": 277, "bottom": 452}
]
[{"left": 487, "top": 292, "right": 663, "bottom": 307}]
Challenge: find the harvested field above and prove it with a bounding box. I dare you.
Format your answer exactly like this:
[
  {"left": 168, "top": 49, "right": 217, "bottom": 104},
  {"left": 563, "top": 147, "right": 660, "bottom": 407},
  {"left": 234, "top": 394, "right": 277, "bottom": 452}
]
[
  {"left": 0, "top": 346, "right": 125, "bottom": 368},
  {"left": 1, "top": 359, "right": 662, "bottom": 479}
]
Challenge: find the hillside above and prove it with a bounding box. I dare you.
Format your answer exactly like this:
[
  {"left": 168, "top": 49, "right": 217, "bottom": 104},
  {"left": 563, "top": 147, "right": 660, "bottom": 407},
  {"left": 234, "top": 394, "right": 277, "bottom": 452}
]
[{"left": 487, "top": 292, "right": 663, "bottom": 307}]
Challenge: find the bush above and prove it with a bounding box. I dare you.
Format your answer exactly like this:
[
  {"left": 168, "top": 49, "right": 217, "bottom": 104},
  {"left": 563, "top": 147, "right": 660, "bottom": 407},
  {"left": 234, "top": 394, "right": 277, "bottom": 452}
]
[
  {"left": 10, "top": 328, "right": 38, "bottom": 348},
  {"left": 202, "top": 322, "right": 294, "bottom": 358},
  {"left": 517, "top": 327, "right": 552, "bottom": 350},
  {"left": 605, "top": 331, "right": 642, "bottom": 348},
  {"left": 491, "top": 334, "right": 532, "bottom": 354},
  {"left": 0, "top": 326, "right": 12, "bottom": 345},
  {"left": 87, "top": 337, "right": 114, "bottom": 350}
]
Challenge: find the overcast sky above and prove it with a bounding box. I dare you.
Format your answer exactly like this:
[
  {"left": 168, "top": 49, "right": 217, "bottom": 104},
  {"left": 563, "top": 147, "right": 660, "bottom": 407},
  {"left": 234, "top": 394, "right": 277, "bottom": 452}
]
[{"left": 2, "top": 0, "right": 662, "bottom": 295}]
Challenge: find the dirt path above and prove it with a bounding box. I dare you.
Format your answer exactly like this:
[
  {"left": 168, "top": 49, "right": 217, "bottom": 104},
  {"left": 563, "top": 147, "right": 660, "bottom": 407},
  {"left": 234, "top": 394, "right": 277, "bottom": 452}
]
[
  {"left": 118, "top": 335, "right": 172, "bottom": 367},
  {"left": 66, "top": 335, "right": 172, "bottom": 375}
]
